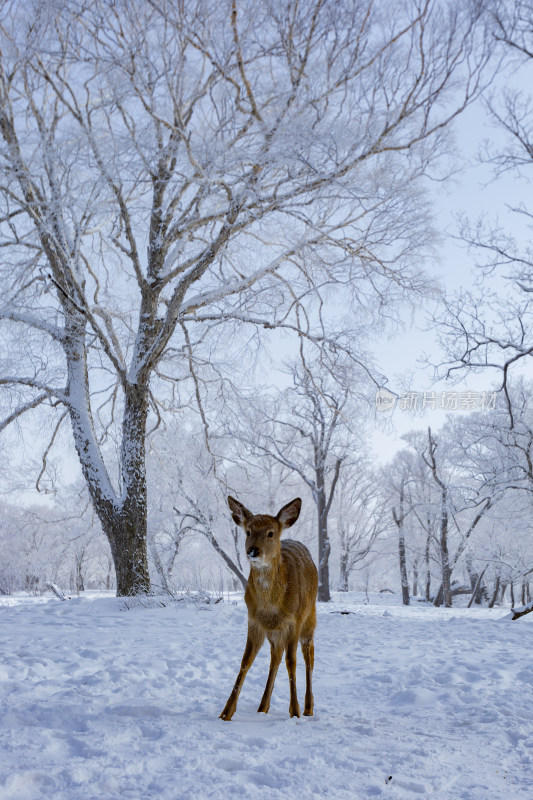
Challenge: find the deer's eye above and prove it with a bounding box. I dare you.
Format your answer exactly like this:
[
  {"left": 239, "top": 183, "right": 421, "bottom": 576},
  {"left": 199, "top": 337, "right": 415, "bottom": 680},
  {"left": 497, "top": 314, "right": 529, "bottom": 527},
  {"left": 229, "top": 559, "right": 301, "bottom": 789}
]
[
  {"left": 267, "top": 531, "right": 274, "bottom": 538},
  {"left": 246, "top": 530, "right": 251, "bottom": 538}
]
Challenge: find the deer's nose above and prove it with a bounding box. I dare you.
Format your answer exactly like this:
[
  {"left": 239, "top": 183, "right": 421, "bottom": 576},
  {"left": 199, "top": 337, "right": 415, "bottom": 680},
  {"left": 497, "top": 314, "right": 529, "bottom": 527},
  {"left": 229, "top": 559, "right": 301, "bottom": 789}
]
[{"left": 247, "top": 546, "right": 260, "bottom": 558}]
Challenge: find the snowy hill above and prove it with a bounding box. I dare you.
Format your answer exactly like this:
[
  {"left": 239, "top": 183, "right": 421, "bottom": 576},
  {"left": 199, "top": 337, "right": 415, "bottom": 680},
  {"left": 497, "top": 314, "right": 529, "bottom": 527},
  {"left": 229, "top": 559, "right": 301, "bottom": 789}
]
[{"left": 0, "top": 593, "right": 531, "bottom": 800}]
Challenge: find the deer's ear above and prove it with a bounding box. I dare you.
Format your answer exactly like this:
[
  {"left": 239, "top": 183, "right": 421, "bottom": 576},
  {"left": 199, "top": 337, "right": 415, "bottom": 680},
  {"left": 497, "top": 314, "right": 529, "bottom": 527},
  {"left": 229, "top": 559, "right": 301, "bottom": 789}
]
[
  {"left": 276, "top": 498, "right": 301, "bottom": 529},
  {"left": 227, "top": 496, "right": 252, "bottom": 528}
]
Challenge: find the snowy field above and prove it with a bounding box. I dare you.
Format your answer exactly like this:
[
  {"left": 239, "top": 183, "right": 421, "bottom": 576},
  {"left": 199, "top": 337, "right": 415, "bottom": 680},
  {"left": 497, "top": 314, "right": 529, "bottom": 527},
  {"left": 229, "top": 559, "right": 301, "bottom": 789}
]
[{"left": 0, "top": 592, "right": 531, "bottom": 800}]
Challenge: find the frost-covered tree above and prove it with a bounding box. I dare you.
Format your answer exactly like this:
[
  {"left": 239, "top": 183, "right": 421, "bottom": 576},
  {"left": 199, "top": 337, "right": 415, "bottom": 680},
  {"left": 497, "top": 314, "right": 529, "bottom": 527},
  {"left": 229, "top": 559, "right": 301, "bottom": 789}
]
[
  {"left": 448, "top": 385, "right": 533, "bottom": 608},
  {"left": 230, "top": 357, "right": 365, "bottom": 601},
  {"left": 148, "top": 428, "right": 249, "bottom": 591},
  {"left": 465, "top": 495, "right": 533, "bottom": 609},
  {"left": 383, "top": 423, "right": 497, "bottom": 607},
  {"left": 440, "top": 1, "right": 533, "bottom": 426},
  {"left": 384, "top": 449, "right": 420, "bottom": 605},
  {"left": 0, "top": 0, "right": 492, "bottom": 594},
  {"left": 335, "top": 463, "right": 391, "bottom": 592},
  {"left": 418, "top": 427, "right": 493, "bottom": 607},
  {"left": 0, "top": 503, "right": 27, "bottom": 594},
  {"left": 147, "top": 414, "right": 309, "bottom": 592},
  {"left": 0, "top": 495, "right": 110, "bottom": 594}
]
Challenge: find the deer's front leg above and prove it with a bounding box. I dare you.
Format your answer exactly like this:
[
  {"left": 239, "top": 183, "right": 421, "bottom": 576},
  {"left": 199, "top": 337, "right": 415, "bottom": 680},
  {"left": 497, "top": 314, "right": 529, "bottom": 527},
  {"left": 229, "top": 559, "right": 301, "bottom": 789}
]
[
  {"left": 257, "top": 639, "right": 284, "bottom": 714},
  {"left": 220, "top": 624, "right": 265, "bottom": 721}
]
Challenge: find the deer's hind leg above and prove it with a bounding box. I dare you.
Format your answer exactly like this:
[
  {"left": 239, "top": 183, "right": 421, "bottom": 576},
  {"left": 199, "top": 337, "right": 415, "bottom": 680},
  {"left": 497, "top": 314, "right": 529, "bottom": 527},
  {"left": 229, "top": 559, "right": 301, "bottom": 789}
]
[
  {"left": 300, "top": 610, "right": 316, "bottom": 716},
  {"left": 300, "top": 637, "right": 314, "bottom": 716},
  {"left": 286, "top": 637, "right": 301, "bottom": 718}
]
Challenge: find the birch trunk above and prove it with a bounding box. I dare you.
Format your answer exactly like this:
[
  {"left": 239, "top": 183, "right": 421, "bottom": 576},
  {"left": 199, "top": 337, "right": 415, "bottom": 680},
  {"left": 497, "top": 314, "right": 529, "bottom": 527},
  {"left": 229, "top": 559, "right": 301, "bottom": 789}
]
[
  {"left": 393, "top": 487, "right": 410, "bottom": 606},
  {"left": 398, "top": 522, "right": 410, "bottom": 606},
  {"left": 425, "top": 528, "right": 432, "bottom": 601},
  {"left": 338, "top": 529, "right": 349, "bottom": 592},
  {"left": 439, "top": 499, "right": 452, "bottom": 609},
  {"left": 412, "top": 558, "right": 419, "bottom": 598},
  {"left": 316, "top": 472, "right": 331, "bottom": 602}
]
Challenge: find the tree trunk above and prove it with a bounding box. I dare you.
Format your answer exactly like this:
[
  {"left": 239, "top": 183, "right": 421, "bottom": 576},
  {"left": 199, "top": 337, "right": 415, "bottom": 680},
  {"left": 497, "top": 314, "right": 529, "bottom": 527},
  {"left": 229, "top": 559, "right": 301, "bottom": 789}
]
[
  {"left": 393, "top": 489, "right": 409, "bottom": 605},
  {"left": 75, "top": 554, "right": 85, "bottom": 594},
  {"left": 488, "top": 575, "right": 500, "bottom": 608},
  {"left": 65, "top": 326, "right": 151, "bottom": 596},
  {"left": 105, "top": 505, "right": 150, "bottom": 595},
  {"left": 467, "top": 565, "right": 488, "bottom": 609},
  {"left": 433, "top": 584, "right": 444, "bottom": 607},
  {"left": 439, "top": 496, "right": 452, "bottom": 608},
  {"left": 412, "top": 558, "right": 419, "bottom": 598},
  {"left": 96, "top": 385, "right": 150, "bottom": 596},
  {"left": 316, "top": 476, "right": 331, "bottom": 602},
  {"left": 398, "top": 523, "right": 410, "bottom": 606},
  {"left": 338, "top": 529, "right": 349, "bottom": 592},
  {"left": 105, "top": 558, "right": 114, "bottom": 591},
  {"left": 425, "top": 531, "right": 431, "bottom": 601},
  {"left": 318, "top": 537, "right": 331, "bottom": 602},
  {"left": 84, "top": 490, "right": 149, "bottom": 596},
  {"left": 150, "top": 536, "right": 173, "bottom": 595},
  {"left": 466, "top": 555, "right": 487, "bottom": 605},
  {"left": 338, "top": 554, "right": 349, "bottom": 592},
  {"left": 112, "top": 385, "right": 151, "bottom": 595}
]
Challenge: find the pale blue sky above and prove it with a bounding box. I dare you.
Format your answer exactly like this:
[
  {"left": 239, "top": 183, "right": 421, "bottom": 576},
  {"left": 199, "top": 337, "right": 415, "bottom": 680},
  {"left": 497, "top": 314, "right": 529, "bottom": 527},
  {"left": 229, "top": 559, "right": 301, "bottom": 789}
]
[{"left": 371, "top": 60, "right": 533, "bottom": 461}]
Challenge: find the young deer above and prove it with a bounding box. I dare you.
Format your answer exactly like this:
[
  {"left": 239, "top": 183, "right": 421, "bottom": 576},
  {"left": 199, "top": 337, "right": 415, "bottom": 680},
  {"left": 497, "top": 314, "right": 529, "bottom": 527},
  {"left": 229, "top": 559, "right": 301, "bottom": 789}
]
[{"left": 220, "top": 496, "right": 318, "bottom": 721}]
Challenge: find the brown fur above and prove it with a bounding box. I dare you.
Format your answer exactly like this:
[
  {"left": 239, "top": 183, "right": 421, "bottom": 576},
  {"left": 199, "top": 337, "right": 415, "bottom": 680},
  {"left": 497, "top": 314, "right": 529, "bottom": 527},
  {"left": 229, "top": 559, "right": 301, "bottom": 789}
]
[{"left": 220, "top": 496, "right": 318, "bottom": 721}]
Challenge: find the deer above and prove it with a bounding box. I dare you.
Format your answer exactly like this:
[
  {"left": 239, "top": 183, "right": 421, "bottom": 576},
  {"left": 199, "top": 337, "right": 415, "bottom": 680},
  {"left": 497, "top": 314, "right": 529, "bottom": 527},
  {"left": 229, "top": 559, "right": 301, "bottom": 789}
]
[{"left": 220, "top": 495, "right": 318, "bottom": 721}]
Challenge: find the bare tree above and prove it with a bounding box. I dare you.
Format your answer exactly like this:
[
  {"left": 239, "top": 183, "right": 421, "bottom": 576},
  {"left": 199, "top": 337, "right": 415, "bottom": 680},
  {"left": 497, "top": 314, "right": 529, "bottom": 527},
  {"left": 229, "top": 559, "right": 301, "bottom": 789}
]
[
  {"left": 408, "top": 426, "right": 494, "bottom": 606},
  {"left": 148, "top": 424, "right": 251, "bottom": 590},
  {"left": 336, "top": 464, "right": 391, "bottom": 592},
  {"left": 439, "top": 1, "right": 533, "bottom": 427},
  {"left": 449, "top": 387, "right": 533, "bottom": 613},
  {"left": 232, "top": 358, "right": 360, "bottom": 601},
  {"left": 409, "top": 476, "right": 438, "bottom": 600},
  {"left": 174, "top": 501, "right": 247, "bottom": 591},
  {"left": 0, "top": 492, "right": 111, "bottom": 593},
  {"left": 387, "top": 451, "right": 418, "bottom": 606},
  {"left": 383, "top": 420, "right": 500, "bottom": 607},
  {"left": 0, "top": 0, "right": 492, "bottom": 594},
  {"left": 422, "top": 428, "right": 454, "bottom": 606},
  {"left": 149, "top": 517, "right": 189, "bottom": 596}
]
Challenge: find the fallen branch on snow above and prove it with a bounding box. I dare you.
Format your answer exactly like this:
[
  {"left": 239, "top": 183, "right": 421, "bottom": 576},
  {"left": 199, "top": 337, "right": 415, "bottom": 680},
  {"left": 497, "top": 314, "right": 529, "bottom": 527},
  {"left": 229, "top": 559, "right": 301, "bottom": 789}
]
[
  {"left": 46, "top": 582, "right": 68, "bottom": 600},
  {"left": 511, "top": 601, "right": 533, "bottom": 621}
]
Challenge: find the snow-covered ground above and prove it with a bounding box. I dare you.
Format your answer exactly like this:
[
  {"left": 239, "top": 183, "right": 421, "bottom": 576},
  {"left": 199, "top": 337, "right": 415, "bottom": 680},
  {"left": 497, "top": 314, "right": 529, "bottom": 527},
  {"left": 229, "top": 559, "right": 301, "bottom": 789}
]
[{"left": 0, "top": 591, "right": 531, "bottom": 800}]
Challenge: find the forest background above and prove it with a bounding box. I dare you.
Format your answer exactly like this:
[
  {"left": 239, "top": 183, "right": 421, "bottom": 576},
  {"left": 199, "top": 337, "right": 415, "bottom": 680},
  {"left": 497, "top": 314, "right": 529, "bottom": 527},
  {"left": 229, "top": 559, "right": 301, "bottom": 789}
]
[{"left": 1, "top": 0, "right": 533, "bottom": 611}]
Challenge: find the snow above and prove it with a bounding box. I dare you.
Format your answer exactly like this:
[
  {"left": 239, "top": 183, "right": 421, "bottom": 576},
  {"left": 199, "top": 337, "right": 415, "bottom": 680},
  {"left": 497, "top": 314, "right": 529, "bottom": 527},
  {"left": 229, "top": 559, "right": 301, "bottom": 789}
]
[{"left": 0, "top": 592, "right": 531, "bottom": 800}]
